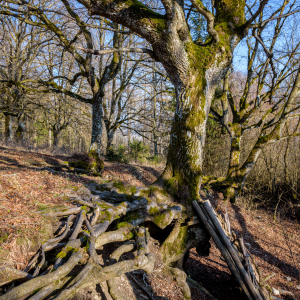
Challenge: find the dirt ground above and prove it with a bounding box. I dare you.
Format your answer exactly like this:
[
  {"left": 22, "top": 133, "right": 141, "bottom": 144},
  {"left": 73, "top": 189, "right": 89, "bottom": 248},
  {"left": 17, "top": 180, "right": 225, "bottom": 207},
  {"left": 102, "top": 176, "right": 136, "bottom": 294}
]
[{"left": 0, "top": 146, "right": 299, "bottom": 300}]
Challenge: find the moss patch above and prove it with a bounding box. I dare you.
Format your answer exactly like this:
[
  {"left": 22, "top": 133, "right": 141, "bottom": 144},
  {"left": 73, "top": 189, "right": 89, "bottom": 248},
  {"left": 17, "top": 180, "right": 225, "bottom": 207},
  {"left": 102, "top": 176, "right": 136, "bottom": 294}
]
[
  {"left": 160, "top": 225, "right": 189, "bottom": 262},
  {"left": 113, "top": 181, "right": 127, "bottom": 193}
]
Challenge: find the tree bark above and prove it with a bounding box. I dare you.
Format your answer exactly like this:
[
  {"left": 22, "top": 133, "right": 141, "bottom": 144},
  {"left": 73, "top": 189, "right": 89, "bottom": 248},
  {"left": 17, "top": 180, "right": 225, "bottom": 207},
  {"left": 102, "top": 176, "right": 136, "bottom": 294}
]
[
  {"left": 53, "top": 131, "right": 59, "bottom": 147},
  {"left": 89, "top": 94, "right": 105, "bottom": 174},
  {"left": 106, "top": 128, "right": 115, "bottom": 154},
  {"left": 152, "top": 66, "right": 159, "bottom": 157},
  {"left": 128, "top": 115, "right": 131, "bottom": 147},
  {"left": 228, "top": 127, "right": 242, "bottom": 179},
  {"left": 16, "top": 120, "right": 26, "bottom": 144},
  {"left": 159, "top": 42, "right": 233, "bottom": 202},
  {"left": 4, "top": 114, "right": 13, "bottom": 143},
  {"left": 90, "top": 95, "right": 104, "bottom": 157},
  {"left": 48, "top": 129, "right": 52, "bottom": 148},
  {"left": 77, "top": 0, "right": 246, "bottom": 203}
]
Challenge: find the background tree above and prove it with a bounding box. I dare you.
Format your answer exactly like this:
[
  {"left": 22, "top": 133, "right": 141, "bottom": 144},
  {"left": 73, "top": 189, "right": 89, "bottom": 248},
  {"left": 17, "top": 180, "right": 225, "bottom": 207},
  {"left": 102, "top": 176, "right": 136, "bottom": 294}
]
[
  {"left": 0, "top": 1, "right": 126, "bottom": 171},
  {"left": 209, "top": 5, "right": 300, "bottom": 201},
  {"left": 0, "top": 15, "right": 49, "bottom": 142}
]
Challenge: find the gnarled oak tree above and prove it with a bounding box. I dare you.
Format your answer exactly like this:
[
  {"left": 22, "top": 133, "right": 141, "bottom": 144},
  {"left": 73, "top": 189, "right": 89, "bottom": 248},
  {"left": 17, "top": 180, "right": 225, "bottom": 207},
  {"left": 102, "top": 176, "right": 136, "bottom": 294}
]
[
  {"left": 76, "top": 0, "right": 281, "bottom": 202},
  {"left": 1, "top": 1, "right": 299, "bottom": 300}
]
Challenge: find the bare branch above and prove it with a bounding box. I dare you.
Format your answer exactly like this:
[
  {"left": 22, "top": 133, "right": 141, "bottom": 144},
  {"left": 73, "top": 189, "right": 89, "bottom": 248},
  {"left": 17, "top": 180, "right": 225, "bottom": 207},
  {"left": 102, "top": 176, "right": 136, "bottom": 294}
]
[
  {"left": 161, "top": 0, "right": 174, "bottom": 19},
  {"left": 244, "top": 0, "right": 269, "bottom": 28},
  {"left": 77, "top": 46, "right": 156, "bottom": 60},
  {"left": 251, "top": 8, "right": 300, "bottom": 28},
  {"left": 190, "top": 0, "right": 219, "bottom": 43}
]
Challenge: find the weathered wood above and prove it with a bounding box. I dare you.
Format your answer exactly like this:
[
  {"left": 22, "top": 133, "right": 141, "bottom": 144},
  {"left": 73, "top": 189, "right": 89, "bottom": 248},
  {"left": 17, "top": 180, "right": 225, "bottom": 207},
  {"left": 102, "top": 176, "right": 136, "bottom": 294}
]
[
  {"left": 202, "top": 200, "right": 263, "bottom": 300},
  {"left": 239, "top": 237, "right": 251, "bottom": 277},
  {"left": 0, "top": 266, "right": 33, "bottom": 287},
  {"left": 192, "top": 201, "right": 254, "bottom": 300},
  {"left": 193, "top": 200, "right": 272, "bottom": 300},
  {"left": 186, "top": 276, "right": 218, "bottom": 300},
  {"left": 224, "top": 212, "right": 231, "bottom": 235}
]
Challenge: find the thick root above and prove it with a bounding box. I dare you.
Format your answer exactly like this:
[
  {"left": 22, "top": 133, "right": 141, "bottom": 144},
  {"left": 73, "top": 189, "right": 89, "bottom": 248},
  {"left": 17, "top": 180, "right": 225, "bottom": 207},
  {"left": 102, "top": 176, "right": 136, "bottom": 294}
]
[
  {"left": 167, "top": 267, "right": 191, "bottom": 300},
  {"left": 107, "top": 242, "right": 135, "bottom": 300},
  {"left": 0, "top": 181, "right": 206, "bottom": 300},
  {"left": 0, "top": 266, "right": 33, "bottom": 287}
]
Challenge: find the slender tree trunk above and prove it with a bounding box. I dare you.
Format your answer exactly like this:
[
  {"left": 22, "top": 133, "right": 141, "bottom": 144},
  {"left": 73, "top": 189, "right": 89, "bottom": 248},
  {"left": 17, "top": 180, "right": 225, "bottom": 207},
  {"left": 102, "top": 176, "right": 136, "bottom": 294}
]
[
  {"left": 53, "top": 131, "right": 59, "bottom": 147},
  {"left": 152, "top": 65, "right": 158, "bottom": 157},
  {"left": 68, "top": 127, "right": 72, "bottom": 151},
  {"left": 4, "top": 114, "right": 13, "bottom": 143},
  {"left": 48, "top": 129, "right": 52, "bottom": 148},
  {"left": 153, "top": 125, "right": 158, "bottom": 157},
  {"left": 128, "top": 120, "right": 131, "bottom": 146},
  {"left": 89, "top": 94, "right": 105, "bottom": 174},
  {"left": 221, "top": 131, "right": 243, "bottom": 203},
  {"left": 106, "top": 129, "right": 115, "bottom": 153},
  {"left": 16, "top": 119, "right": 26, "bottom": 144},
  {"left": 90, "top": 95, "right": 103, "bottom": 156},
  {"left": 227, "top": 129, "right": 242, "bottom": 178},
  {"left": 127, "top": 102, "right": 131, "bottom": 147},
  {"left": 33, "top": 119, "right": 37, "bottom": 148}
]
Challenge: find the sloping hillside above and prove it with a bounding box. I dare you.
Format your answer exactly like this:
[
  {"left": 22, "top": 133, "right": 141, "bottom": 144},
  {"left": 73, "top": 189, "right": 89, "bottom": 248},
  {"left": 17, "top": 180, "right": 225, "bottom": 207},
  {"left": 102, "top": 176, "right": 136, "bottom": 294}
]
[{"left": 0, "top": 146, "right": 299, "bottom": 300}]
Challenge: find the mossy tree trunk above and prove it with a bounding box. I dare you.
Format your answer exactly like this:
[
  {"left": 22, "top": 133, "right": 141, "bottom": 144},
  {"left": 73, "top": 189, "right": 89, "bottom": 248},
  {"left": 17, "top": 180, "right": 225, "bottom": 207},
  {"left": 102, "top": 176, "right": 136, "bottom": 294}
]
[
  {"left": 223, "top": 126, "right": 243, "bottom": 202},
  {"left": 211, "top": 30, "right": 300, "bottom": 202},
  {"left": 105, "top": 127, "right": 116, "bottom": 154},
  {"left": 228, "top": 136, "right": 241, "bottom": 178},
  {"left": 156, "top": 25, "right": 244, "bottom": 204},
  {"left": 53, "top": 130, "right": 59, "bottom": 147},
  {"left": 90, "top": 93, "right": 104, "bottom": 158},
  {"left": 15, "top": 119, "right": 26, "bottom": 144},
  {"left": 77, "top": 0, "right": 247, "bottom": 204}
]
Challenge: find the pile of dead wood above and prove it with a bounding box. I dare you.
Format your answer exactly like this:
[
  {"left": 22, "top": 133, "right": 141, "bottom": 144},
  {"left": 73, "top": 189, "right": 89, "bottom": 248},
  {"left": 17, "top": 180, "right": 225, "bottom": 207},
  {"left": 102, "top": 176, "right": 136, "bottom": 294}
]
[{"left": 192, "top": 200, "right": 272, "bottom": 300}]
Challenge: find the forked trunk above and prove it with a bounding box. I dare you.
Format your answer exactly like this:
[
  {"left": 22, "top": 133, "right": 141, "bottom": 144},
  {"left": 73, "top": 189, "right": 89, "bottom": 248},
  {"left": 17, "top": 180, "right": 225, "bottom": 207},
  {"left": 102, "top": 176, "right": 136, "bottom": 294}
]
[{"left": 158, "top": 42, "right": 231, "bottom": 203}]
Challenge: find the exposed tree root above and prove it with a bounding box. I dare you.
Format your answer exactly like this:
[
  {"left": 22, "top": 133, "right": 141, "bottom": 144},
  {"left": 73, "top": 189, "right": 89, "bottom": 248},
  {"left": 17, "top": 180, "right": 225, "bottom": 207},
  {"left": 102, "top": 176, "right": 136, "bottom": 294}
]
[
  {"left": 166, "top": 267, "right": 191, "bottom": 300},
  {"left": 0, "top": 180, "right": 283, "bottom": 300},
  {"left": 0, "top": 182, "right": 206, "bottom": 300}
]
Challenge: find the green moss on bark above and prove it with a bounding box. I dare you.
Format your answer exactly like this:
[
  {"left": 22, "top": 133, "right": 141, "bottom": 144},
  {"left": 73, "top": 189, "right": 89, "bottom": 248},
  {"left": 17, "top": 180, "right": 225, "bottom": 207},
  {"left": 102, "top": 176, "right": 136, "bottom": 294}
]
[{"left": 160, "top": 224, "right": 190, "bottom": 263}]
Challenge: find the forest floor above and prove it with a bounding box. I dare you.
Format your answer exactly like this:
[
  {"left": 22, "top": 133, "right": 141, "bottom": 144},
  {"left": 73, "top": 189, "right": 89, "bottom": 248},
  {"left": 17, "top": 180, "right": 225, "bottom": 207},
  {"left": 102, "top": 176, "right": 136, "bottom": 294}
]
[{"left": 0, "top": 145, "right": 299, "bottom": 300}]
